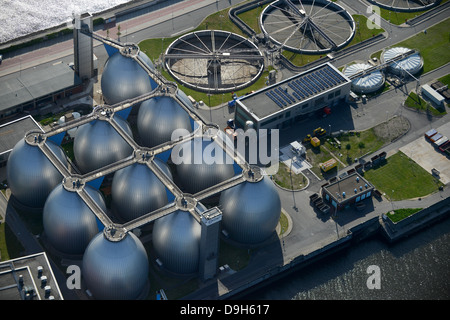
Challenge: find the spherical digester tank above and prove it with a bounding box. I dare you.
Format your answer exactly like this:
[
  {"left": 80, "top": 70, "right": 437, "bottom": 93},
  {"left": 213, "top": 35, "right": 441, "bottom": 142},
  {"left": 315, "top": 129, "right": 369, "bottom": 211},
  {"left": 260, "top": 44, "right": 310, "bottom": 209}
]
[
  {"left": 152, "top": 210, "right": 201, "bottom": 275},
  {"left": 173, "top": 138, "right": 235, "bottom": 194},
  {"left": 220, "top": 176, "right": 281, "bottom": 244},
  {"left": 101, "top": 50, "right": 157, "bottom": 105},
  {"left": 43, "top": 184, "right": 106, "bottom": 255},
  {"left": 6, "top": 139, "right": 68, "bottom": 208},
  {"left": 111, "top": 158, "right": 172, "bottom": 222},
  {"left": 137, "top": 94, "right": 192, "bottom": 148},
  {"left": 73, "top": 115, "right": 134, "bottom": 173},
  {"left": 82, "top": 231, "right": 149, "bottom": 300}
]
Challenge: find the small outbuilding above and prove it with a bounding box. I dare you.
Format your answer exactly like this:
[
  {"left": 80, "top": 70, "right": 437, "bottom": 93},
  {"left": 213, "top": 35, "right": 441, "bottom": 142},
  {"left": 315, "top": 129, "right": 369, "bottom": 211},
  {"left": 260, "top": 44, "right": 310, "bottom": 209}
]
[{"left": 322, "top": 173, "right": 374, "bottom": 211}]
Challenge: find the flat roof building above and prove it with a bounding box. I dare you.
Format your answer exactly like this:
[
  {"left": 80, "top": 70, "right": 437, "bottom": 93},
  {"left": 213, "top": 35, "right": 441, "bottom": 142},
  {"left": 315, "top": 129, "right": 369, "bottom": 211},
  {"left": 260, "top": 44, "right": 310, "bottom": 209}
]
[
  {"left": 0, "top": 63, "right": 83, "bottom": 121},
  {"left": 322, "top": 173, "right": 374, "bottom": 211},
  {"left": 0, "top": 252, "right": 64, "bottom": 300},
  {"left": 234, "top": 62, "right": 352, "bottom": 130}
]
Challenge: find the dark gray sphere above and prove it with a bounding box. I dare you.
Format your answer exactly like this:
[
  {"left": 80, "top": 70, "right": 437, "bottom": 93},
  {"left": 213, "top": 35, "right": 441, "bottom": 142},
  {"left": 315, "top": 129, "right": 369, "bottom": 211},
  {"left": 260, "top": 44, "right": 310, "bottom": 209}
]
[
  {"left": 111, "top": 159, "right": 172, "bottom": 222},
  {"left": 101, "top": 51, "right": 156, "bottom": 105},
  {"left": 82, "top": 232, "right": 149, "bottom": 300},
  {"left": 152, "top": 210, "right": 201, "bottom": 274},
  {"left": 220, "top": 176, "right": 281, "bottom": 244},
  {"left": 137, "top": 95, "right": 192, "bottom": 148},
  {"left": 173, "top": 139, "right": 235, "bottom": 194},
  {"left": 73, "top": 116, "right": 133, "bottom": 173},
  {"left": 43, "top": 184, "right": 106, "bottom": 255},
  {"left": 7, "top": 139, "right": 68, "bottom": 208}
]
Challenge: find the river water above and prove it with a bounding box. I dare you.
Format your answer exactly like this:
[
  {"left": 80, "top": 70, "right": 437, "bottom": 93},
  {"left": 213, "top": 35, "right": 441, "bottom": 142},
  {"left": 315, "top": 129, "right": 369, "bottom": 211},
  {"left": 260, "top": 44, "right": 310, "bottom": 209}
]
[
  {"left": 246, "top": 216, "right": 450, "bottom": 300},
  {"left": 0, "top": 0, "right": 132, "bottom": 44}
]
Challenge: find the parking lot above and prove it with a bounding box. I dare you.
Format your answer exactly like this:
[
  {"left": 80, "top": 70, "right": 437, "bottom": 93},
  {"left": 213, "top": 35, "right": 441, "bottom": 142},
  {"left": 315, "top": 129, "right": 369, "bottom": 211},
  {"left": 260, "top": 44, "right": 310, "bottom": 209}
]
[{"left": 399, "top": 121, "right": 450, "bottom": 184}]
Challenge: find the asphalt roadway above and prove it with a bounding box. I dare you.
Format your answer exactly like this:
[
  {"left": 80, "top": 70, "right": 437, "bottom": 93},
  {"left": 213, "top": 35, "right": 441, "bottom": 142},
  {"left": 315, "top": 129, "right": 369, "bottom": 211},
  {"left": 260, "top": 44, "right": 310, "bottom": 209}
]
[{"left": 0, "top": 0, "right": 449, "bottom": 300}]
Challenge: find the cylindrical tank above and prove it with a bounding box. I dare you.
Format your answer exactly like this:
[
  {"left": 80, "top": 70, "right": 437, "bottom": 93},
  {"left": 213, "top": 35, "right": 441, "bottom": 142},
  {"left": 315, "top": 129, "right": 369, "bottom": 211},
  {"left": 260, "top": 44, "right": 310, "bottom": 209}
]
[
  {"left": 82, "top": 232, "right": 149, "bottom": 300},
  {"left": 101, "top": 51, "right": 157, "bottom": 105},
  {"left": 220, "top": 176, "right": 281, "bottom": 244},
  {"left": 7, "top": 139, "right": 68, "bottom": 208},
  {"left": 111, "top": 158, "right": 172, "bottom": 222},
  {"left": 343, "top": 63, "right": 385, "bottom": 94},
  {"left": 173, "top": 138, "right": 235, "bottom": 194},
  {"left": 382, "top": 47, "right": 423, "bottom": 76},
  {"left": 152, "top": 210, "right": 201, "bottom": 275},
  {"left": 73, "top": 115, "right": 133, "bottom": 173},
  {"left": 43, "top": 184, "right": 106, "bottom": 255},
  {"left": 137, "top": 94, "right": 192, "bottom": 148}
]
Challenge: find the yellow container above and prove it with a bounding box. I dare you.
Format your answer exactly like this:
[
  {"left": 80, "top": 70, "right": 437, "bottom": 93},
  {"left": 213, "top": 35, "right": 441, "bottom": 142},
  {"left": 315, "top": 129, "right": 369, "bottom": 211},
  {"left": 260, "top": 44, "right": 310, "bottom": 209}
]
[
  {"left": 311, "top": 137, "right": 320, "bottom": 147},
  {"left": 320, "top": 158, "right": 337, "bottom": 172}
]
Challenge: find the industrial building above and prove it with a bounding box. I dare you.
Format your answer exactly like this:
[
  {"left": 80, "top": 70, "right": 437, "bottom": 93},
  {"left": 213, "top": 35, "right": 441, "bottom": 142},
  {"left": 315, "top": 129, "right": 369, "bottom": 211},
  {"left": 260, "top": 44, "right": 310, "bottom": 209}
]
[
  {"left": 0, "top": 63, "right": 83, "bottom": 121},
  {"left": 0, "top": 252, "right": 63, "bottom": 300},
  {"left": 234, "top": 62, "right": 352, "bottom": 130},
  {"left": 322, "top": 173, "right": 374, "bottom": 211}
]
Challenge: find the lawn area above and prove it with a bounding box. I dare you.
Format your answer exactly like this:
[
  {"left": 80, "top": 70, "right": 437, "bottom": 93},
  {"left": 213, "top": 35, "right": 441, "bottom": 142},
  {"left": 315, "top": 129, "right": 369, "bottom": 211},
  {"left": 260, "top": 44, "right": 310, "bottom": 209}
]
[
  {"left": 404, "top": 92, "right": 447, "bottom": 116},
  {"left": 394, "top": 17, "right": 450, "bottom": 73},
  {"left": 363, "top": 151, "right": 443, "bottom": 201},
  {"left": 0, "top": 221, "right": 25, "bottom": 261},
  {"left": 273, "top": 162, "right": 307, "bottom": 190},
  {"left": 324, "top": 129, "right": 389, "bottom": 165},
  {"left": 387, "top": 208, "right": 423, "bottom": 223}
]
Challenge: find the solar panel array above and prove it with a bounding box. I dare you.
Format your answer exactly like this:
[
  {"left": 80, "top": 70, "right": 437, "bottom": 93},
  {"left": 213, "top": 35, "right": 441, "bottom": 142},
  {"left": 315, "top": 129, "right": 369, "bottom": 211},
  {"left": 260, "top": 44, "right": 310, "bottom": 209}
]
[{"left": 265, "top": 65, "right": 347, "bottom": 108}]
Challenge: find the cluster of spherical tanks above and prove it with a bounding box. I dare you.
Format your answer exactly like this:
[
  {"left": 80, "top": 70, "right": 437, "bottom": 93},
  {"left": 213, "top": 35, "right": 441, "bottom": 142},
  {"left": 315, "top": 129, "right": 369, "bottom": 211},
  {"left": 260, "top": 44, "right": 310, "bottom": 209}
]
[{"left": 6, "top": 48, "right": 282, "bottom": 300}]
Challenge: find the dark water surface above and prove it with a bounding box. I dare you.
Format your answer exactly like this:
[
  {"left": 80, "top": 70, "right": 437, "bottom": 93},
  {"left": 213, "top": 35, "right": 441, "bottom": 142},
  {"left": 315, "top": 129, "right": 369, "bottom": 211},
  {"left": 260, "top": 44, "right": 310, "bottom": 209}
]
[{"left": 246, "top": 216, "right": 450, "bottom": 300}]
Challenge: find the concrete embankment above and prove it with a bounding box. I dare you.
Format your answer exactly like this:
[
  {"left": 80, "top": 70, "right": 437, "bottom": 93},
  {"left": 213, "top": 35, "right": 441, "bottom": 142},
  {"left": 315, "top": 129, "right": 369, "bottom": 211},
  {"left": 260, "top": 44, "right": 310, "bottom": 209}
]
[{"left": 380, "top": 197, "right": 450, "bottom": 243}]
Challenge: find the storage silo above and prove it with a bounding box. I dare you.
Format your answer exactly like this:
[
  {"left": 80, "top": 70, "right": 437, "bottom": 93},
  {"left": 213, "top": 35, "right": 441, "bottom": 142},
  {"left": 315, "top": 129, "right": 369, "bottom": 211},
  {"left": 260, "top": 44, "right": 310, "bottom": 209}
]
[
  {"left": 220, "top": 175, "right": 281, "bottom": 245},
  {"left": 111, "top": 158, "right": 172, "bottom": 222},
  {"left": 343, "top": 63, "right": 385, "bottom": 94},
  {"left": 173, "top": 138, "right": 235, "bottom": 194},
  {"left": 73, "top": 115, "right": 133, "bottom": 173},
  {"left": 382, "top": 47, "right": 423, "bottom": 76},
  {"left": 82, "top": 231, "right": 149, "bottom": 300},
  {"left": 101, "top": 50, "right": 157, "bottom": 105},
  {"left": 7, "top": 139, "right": 68, "bottom": 208},
  {"left": 43, "top": 184, "right": 106, "bottom": 255},
  {"left": 152, "top": 209, "right": 201, "bottom": 275},
  {"left": 137, "top": 93, "right": 193, "bottom": 148}
]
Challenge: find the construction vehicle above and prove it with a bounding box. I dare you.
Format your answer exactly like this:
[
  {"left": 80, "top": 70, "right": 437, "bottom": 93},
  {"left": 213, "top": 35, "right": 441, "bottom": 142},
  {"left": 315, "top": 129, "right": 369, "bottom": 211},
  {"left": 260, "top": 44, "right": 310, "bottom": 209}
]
[
  {"left": 303, "top": 134, "right": 312, "bottom": 143},
  {"left": 313, "top": 127, "right": 326, "bottom": 137}
]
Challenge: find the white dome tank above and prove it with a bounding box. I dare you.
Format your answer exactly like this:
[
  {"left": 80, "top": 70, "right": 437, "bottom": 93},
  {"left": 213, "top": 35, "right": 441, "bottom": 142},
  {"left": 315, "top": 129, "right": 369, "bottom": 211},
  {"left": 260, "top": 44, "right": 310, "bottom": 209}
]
[
  {"left": 43, "top": 184, "right": 106, "bottom": 255},
  {"left": 101, "top": 51, "right": 157, "bottom": 105},
  {"left": 343, "top": 63, "right": 385, "bottom": 94},
  {"left": 137, "top": 93, "right": 192, "bottom": 148},
  {"left": 111, "top": 158, "right": 172, "bottom": 222},
  {"left": 7, "top": 139, "right": 68, "bottom": 208},
  {"left": 152, "top": 210, "right": 201, "bottom": 275},
  {"left": 382, "top": 47, "right": 423, "bottom": 76},
  {"left": 73, "top": 115, "right": 133, "bottom": 173},
  {"left": 173, "top": 138, "right": 235, "bottom": 194},
  {"left": 82, "top": 232, "right": 149, "bottom": 300},
  {"left": 220, "top": 176, "right": 281, "bottom": 244}
]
